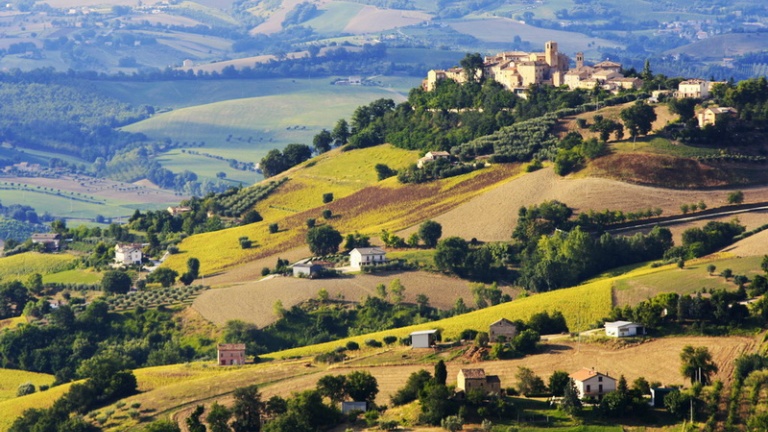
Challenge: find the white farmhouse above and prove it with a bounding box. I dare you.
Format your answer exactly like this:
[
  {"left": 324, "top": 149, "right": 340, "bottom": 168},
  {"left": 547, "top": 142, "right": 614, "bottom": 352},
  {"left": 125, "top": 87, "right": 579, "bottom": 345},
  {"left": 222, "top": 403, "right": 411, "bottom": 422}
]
[
  {"left": 604, "top": 321, "right": 645, "bottom": 338},
  {"left": 115, "top": 244, "right": 143, "bottom": 266},
  {"left": 569, "top": 368, "right": 616, "bottom": 400},
  {"left": 349, "top": 247, "right": 386, "bottom": 270}
]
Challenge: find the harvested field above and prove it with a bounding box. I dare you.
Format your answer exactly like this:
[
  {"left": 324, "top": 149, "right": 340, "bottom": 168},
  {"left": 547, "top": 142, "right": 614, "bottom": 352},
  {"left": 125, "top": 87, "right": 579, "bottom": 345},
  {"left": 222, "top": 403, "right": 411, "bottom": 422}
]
[
  {"left": 417, "top": 167, "right": 768, "bottom": 242},
  {"left": 728, "top": 228, "right": 768, "bottom": 257},
  {"left": 2, "top": 175, "right": 180, "bottom": 205},
  {"left": 342, "top": 6, "right": 431, "bottom": 33},
  {"left": 193, "top": 270, "right": 512, "bottom": 327}
]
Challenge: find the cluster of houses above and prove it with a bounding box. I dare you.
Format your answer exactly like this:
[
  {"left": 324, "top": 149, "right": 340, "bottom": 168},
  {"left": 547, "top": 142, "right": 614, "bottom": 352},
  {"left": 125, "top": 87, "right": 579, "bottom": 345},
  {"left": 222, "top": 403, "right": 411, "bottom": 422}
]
[{"left": 423, "top": 41, "right": 642, "bottom": 96}]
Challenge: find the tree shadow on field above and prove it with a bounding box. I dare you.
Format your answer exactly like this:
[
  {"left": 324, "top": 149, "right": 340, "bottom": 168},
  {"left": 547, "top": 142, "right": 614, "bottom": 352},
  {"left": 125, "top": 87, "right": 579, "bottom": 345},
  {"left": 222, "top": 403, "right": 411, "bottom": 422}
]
[{"left": 541, "top": 343, "right": 573, "bottom": 353}]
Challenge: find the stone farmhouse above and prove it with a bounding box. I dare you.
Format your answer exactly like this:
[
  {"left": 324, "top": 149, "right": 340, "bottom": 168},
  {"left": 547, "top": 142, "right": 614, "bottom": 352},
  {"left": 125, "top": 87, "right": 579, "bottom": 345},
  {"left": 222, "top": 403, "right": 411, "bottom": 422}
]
[
  {"left": 31, "top": 233, "right": 61, "bottom": 251},
  {"left": 114, "top": 244, "right": 143, "bottom": 266},
  {"left": 489, "top": 318, "right": 518, "bottom": 342},
  {"left": 423, "top": 41, "right": 570, "bottom": 92},
  {"left": 697, "top": 106, "right": 737, "bottom": 128},
  {"left": 217, "top": 343, "right": 246, "bottom": 366},
  {"left": 456, "top": 368, "right": 501, "bottom": 395},
  {"left": 569, "top": 368, "right": 616, "bottom": 400}
]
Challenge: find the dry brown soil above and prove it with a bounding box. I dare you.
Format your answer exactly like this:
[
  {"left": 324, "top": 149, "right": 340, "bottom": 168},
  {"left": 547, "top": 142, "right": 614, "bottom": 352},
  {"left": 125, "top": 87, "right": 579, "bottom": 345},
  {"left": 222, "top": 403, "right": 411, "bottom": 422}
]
[
  {"left": 413, "top": 167, "right": 768, "bottom": 242},
  {"left": 193, "top": 270, "right": 516, "bottom": 327}
]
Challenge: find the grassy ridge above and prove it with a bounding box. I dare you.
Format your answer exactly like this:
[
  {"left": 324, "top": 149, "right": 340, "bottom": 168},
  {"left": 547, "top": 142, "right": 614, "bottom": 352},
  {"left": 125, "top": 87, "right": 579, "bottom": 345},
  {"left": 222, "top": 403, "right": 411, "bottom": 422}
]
[
  {"left": 162, "top": 147, "right": 524, "bottom": 276},
  {"left": 0, "top": 253, "right": 77, "bottom": 283},
  {"left": 0, "top": 369, "right": 55, "bottom": 402},
  {"left": 0, "top": 383, "right": 72, "bottom": 432},
  {"left": 266, "top": 277, "right": 613, "bottom": 360}
]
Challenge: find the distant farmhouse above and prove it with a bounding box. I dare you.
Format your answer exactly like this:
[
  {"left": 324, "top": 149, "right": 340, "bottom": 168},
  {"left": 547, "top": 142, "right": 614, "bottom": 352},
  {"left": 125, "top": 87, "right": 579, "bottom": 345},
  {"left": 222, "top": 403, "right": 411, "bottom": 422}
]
[
  {"left": 423, "top": 41, "right": 640, "bottom": 96},
  {"left": 569, "top": 368, "right": 616, "bottom": 400},
  {"left": 456, "top": 368, "right": 501, "bottom": 395},
  {"left": 31, "top": 233, "right": 61, "bottom": 252},
  {"left": 417, "top": 151, "right": 451, "bottom": 168},
  {"left": 349, "top": 247, "right": 387, "bottom": 270},
  {"left": 489, "top": 318, "right": 518, "bottom": 342},
  {"left": 167, "top": 206, "right": 192, "bottom": 216},
  {"left": 115, "top": 244, "right": 143, "bottom": 266},
  {"left": 217, "top": 343, "right": 246, "bottom": 366},
  {"left": 697, "top": 106, "right": 737, "bottom": 128}
]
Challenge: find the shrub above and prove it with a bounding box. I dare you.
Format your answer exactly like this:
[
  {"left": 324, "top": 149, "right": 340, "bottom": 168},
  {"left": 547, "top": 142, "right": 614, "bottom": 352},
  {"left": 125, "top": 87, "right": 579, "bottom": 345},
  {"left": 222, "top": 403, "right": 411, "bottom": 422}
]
[
  {"left": 239, "top": 236, "right": 252, "bottom": 249},
  {"left": 383, "top": 336, "right": 397, "bottom": 345},
  {"left": 17, "top": 382, "right": 36, "bottom": 396},
  {"left": 269, "top": 223, "right": 279, "bottom": 233},
  {"left": 365, "top": 339, "right": 383, "bottom": 348},
  {"left": 323, "top": 193, "right": 334, "bottom": 203},
  {"left": 346, "top": 341, "right": 360, "bottom": 350}
]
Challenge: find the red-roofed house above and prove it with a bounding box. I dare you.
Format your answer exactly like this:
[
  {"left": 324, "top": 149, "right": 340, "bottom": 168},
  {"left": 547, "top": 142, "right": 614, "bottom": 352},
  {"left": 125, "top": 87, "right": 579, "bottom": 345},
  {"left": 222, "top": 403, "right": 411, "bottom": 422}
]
[{"left": 569, "top": 368, "right": 616, "bottom": 400}]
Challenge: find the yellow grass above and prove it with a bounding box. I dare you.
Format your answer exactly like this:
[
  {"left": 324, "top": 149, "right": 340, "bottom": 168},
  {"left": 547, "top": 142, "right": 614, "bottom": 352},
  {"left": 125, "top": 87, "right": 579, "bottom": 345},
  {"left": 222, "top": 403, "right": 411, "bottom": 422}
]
[
  {"left": 0, "top": 382, "right": 72, "bottom": 431},
  {"left": 0, "top": 316, "right": 26, "bottom": 331},
  {"left": 264, "top": 278, "right": 613, "bottom": 360},
  {"left": 164, "top": 146, "right": 523, "bottom": 276},
  {"left": 0, "top": 253, "right": 77, "bottom": 283},
  {"left": 0, "top": 369, "right": 55, "bottom": 402}
]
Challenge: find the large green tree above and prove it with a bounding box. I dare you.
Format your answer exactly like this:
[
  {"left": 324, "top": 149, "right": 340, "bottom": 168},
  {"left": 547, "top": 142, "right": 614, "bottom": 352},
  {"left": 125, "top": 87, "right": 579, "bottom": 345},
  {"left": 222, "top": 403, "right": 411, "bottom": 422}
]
[
  {"left": 101, "top": 270, "right": 132, "bottom": 294},
  {"left": 418, "top": 220, "right": 443, "bottom": 248},
  {"left": 206, "top": 402, "right": 231, "bottom": 432},
  {"left": 147, "top": 267, "right": 178, "bottom": 288},
  {"left": 344, "top": 371, "right": 378, "bottom": 403},
  {"left": 306, "top": 225, "right": 343, "bottom": 256},
  {"left": 434, "top": 236, "right": 469, "bottom": 274},
  {"left": 680, "top": 345, "right": 718, "bottom": 384},
  {"left": 232, "top": 385, "right": 263, "bottom": 432},
  {"left": 620, "top": 101, "right": 657, "bottom": 141}
]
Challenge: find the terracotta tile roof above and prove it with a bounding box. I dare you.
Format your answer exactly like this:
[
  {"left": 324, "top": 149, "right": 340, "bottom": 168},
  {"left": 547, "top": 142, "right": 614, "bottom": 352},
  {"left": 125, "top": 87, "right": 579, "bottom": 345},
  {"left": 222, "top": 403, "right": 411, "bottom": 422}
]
[
  {"left": 460, "top": 368, "right": 487, "bottom": 379},
  {"left": 569, "top": 368, "right": 614, "bottom": 382}
]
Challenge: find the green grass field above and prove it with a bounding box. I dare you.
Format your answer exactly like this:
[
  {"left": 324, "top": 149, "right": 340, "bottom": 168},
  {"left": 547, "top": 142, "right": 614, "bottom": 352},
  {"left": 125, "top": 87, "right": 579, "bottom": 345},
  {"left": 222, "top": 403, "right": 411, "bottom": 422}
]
[
  {"left": 0, "top": 188, "right": 160, "bottom": 220},
  {"left": 0, "top": 369, "right": 56, "bottom": 403},
  {"left": 0, "top": 253, "right": 77, "bottom": 283},
  {"left": 121, "top": 79, "right": 411, "bottom": 178},
  {"left": 303, "top": 1, "right": 366, "bottom": 34}
]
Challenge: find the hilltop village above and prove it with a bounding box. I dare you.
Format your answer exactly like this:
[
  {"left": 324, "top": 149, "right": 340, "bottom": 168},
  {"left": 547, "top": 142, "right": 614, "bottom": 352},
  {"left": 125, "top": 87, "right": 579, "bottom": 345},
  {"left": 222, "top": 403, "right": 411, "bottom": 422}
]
[{"left": 423, "top": 41, "right": 643, "bottom": 95}]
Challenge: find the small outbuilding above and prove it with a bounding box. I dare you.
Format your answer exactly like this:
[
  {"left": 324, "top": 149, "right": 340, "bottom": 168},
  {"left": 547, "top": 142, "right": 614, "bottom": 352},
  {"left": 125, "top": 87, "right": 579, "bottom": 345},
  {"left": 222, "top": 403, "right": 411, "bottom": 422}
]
[
  {"left": 349, "top": 247, "right": 387, "bottom": 270},
  {"left": 604, "top": 321, "right": 645, "bottom": 338},
  {"left": 489, "top": 318, "right": 518, "bottom": 342},
  {"left": 292, "top": 261, "right": 325, "bottom": 278},
  {"left": 217, "top": 343, "right": 246, "bottom": 366},
  {"left": 341, "top": 401, "right": 367, "bottom": 414},
  {"left": 410, "top": 329, "right": 438, "bottom": 348}
]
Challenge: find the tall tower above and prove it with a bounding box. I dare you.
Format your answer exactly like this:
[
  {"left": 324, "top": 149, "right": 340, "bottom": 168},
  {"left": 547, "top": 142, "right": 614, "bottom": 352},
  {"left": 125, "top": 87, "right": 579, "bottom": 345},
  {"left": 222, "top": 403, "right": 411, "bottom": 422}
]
[
  {"left": 576, "top": 52, "right": 584, "bottom": 69},
  {"left": 545, "top": 41, "right": 558, "bottom": 68}
]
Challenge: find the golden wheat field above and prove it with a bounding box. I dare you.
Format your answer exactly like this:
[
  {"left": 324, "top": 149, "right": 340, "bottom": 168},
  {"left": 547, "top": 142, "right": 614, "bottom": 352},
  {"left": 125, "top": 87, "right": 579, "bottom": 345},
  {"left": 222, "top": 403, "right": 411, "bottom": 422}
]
[{"left": 0, "top": 369, "right": 56, "bottom": 402}]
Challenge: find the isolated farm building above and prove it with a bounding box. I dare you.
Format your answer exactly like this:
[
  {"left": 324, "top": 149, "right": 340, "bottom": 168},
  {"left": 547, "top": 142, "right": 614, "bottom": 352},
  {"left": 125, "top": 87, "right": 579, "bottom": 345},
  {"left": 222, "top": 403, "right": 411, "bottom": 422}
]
[
  {"left": 31, "top": 233, "right": 61, "bottom": 251},
  {"left": 697, "top": 106, "right": 737, "bottom": 128},
  {"left": 115, "top": 244, "right": 143, "bottom": 265},
  {"left": 292, "top": 260, "right": 327, "bottom": 278},
  {"left": 167, "top": 206, "right": 192, "bottom": 216},
  {"left": 489, "top": 318, "right": 518, "bottom": 342},
  {"left": 417, "top": 151, "right": 451, "bottom": 168},
  {"left": 677, "top": 79, "right": 710, "bottom": 99},
  {"left": 456, "top": 368, "right": 501, "bottom": 395},
  {"left": 349, "top": 247, "right": 387, "bottom": 270},
  {"left": 569, "top": 368, "right": 616, "bottom": 400},
  {"left": 341, "top": 401, "right": 368, "bottom": 414},
  {"left": 410, "top": 329, "right": 438, "bottom": 348},
  {"left": 604, "top": 321, "right": 645, "bottom": 338},
  {"left": 217, "top": 343, "right": 246, "bottom": 366}
]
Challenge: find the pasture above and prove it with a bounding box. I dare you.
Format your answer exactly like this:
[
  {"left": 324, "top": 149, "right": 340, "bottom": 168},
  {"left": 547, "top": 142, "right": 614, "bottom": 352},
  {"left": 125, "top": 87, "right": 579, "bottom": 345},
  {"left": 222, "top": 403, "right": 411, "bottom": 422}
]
[
  {"left": 122, "top": 79, "right": 412, "bottom": 177},
  {"left": 447, "top": 17, "right": 623, "bottom": 55},
  {"left": 0, "top": 253, "right": 77, "bottom": 283},
  {"left": 0, "top": 369, "right": 55, "bottom": 403}
]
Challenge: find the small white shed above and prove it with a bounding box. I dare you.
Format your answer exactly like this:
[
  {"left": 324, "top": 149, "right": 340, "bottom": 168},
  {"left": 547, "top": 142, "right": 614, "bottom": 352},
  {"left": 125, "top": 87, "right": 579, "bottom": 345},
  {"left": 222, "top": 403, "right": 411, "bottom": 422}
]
[
  {"left": 410, "top": 329, "right": 438, "bottom": 348},
  {"left": 604, "top": 321, "right": 645, "bottom": 338}
]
